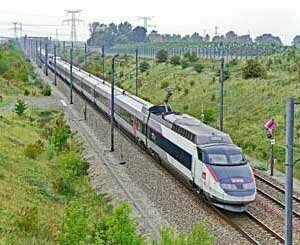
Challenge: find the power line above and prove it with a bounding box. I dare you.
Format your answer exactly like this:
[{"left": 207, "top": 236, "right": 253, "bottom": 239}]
[
  {"left": 63, "top": 9, "right": 83, "bottom": 43},
  {"left": 137, "top": 16, "right": 156, "bottom": 31}
]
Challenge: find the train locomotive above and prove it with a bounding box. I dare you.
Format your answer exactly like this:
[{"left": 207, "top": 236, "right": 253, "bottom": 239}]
[{"left": 46, "top": 54, "right": 256, "bottom": 212}]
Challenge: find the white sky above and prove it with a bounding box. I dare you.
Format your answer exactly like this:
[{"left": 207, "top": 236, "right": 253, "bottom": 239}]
[{"left": 0, "top": 0, "right": 299, "bottom": 44}]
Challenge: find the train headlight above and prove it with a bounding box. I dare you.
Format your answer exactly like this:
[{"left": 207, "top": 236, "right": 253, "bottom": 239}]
[
  {"left": 243, "top": 182, "right": 255, "bottom": 190},
  {"left": 221, "top": 183, "right": 238, "bottom": 190}
]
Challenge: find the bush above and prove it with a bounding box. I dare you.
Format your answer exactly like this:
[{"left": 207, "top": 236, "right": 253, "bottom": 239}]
[
  {"left": 184, "top": 51, "right": 198, "bottom": 63},
  {"left": 203, "top": 109, "right": 214, "bottom": 124},
  {"left": 156, "top": 49, "right": 168, "bottom": 63},
  {"left": 60, "top": 201, "right": 90, "bottom": 244},
  {"left": 14, "top": 99, "right": 27, "bottom": 116},
  {"left": 242, "top": 59, "right": 266, "bottom": 79},
  {"left": 194, "top": 63, "right": 204, "bottom": 73},
  {"left": 154, "top": 222, "right": 214, "bottom": 245},
  {"left": 48, "top": 116, "right": 70, "bottom": 152},
  {"left": 170, "top": 56, "right": 181, "bottom": 65},
  {"left": 228, "top": 59, "right": 238, "bottom": 66},
  {"left": 42, "top": 85, "right": 51, "bottom": 96},
  {"left": 184, "top": 88, "right": 189, "bottom": 95},
  {"left": 57, "top": 151, "right": 88, "bottom": 178},
  {"left": 15, "top": 207, "right": 38, "bottom": 233},
  {"left": 216, "top": 68, "right": 230, "bottom": 81},
  {"left": 24, "top": 89, "right": 30, "bottom": 96},
  {"left": 181, "top": 58, "right": 190, "bottom": 69},
  {"left": 140, "top": 60, "right": 150, "bottom": 72},
  {"left": 24, "top": 141, "right": 44, "bottom": 159},
  {"left": 101, "top": 203, "right": 143, "bottom": 245},
  {"left": 160, "top": 80, "right": 169, "bottom": 89}
]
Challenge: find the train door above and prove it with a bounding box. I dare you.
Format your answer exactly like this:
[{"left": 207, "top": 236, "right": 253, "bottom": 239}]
[{"left": 192, "top": 146, "right": 204, "bottom": 190}]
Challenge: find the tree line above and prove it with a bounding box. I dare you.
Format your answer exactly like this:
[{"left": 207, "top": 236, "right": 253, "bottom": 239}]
[{"left": 87, "top": 21, "right": 300, "bottom": 47}]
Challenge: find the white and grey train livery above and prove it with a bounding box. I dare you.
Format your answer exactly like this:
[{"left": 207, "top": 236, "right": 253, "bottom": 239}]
[{"left": 45, "top": 54, "right": 256, "bottom": 212}]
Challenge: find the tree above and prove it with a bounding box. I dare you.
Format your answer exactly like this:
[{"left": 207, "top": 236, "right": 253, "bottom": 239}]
[
  {"left": 255, "top": 34, "right": 282, "bottom": 46},
  {"left": 237, "top": 35, "right": 252, "bottom": 44},
  {"left": 118, "top": 22, "right": 132, "bottom": 35},
  {"left": 139, "top": 61, "right": 150, "bottom": 72},
  {"left": 170, "top": 56, "right": 181, "bottom": 65},
  {"left": 242, "top": 59, "right": 266, "bottom": 79},
  {"left": 190, "top": 32, "right": 203, "bottom": 42},
  {"left": 156, "top": 49, "right": 168, "bottom": 63},
  {"left": 204, "top": 34, "right": 210, "bottom": 42},
  {"left": 108, "top": 23, "right": 118, "bottom": 35},
  {"left": 128, "top": 26, "right": 147, "bottom": 42},
  {"left": 212, "top": 35, "right": 225, "bottom": 43},
  {"left": 89, "top": 22, "right": 100, "bottom": 35},
  {"left": 225, "top": 31, "right": 238, "bottom": 42},
  {"left": 292, "top": 36, "right": 300, "bottom": 48}
]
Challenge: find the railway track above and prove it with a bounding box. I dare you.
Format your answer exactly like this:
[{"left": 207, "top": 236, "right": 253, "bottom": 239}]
[
  {"left": 254, "top": 172, "right": 300, "bottom": 219},
  {"left": 209, "top": 203, "right": 285, "bottom": 244},
  {"left": 36, "top": 58, "right": 294, "bottom": 244}
]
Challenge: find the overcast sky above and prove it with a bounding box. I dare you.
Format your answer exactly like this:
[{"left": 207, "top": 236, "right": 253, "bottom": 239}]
[{"left": 0, "top": 0, "right": 299, "bottom": 44}]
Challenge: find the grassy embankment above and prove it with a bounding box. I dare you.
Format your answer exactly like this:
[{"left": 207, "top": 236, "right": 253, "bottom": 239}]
[
  {"left": 0, "top": 43, "right": 214, "bottom": 244},
  {"left": 0, "top": 42, "right": 49, "bottom": 109},
  {"left": 65, "top": 47, "right": 300, "bottom": 179}
]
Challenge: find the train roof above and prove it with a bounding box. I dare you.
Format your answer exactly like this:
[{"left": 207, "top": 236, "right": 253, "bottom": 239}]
[{"left": 163, "top": 112, "right": 233, "bottom": 145}]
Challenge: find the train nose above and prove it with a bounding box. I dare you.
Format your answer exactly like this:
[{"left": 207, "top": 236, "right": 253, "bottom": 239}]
[{"left": 220, "top": 177, "right": 256, "bottom": 196}]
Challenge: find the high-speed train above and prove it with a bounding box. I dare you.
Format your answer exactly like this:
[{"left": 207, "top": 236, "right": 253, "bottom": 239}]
[{"left": 45, "top": 53, "right": 256, "bottom": 212}]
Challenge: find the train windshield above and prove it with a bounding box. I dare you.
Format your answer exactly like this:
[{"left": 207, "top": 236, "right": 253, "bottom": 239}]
[{"left": 199, "top": 146, "right": 246, "bottom": 166}]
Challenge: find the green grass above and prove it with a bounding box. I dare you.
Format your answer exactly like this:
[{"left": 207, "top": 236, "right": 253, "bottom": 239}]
[
  {"left": 0, "top": 42, "right": 44, "bottom": 99},
  {"left": 0, "top": 109, "right": 214, "bottom": 245},
  {"left": 73, "top": 49, "right": 300, "bottom": 179}
]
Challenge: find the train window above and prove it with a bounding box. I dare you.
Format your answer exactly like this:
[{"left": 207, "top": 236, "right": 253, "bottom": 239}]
[
  {"left": 202, "top": 147, "right": 246, "bottom": 166},
  {"left": 197, "top": 148, "right": 203, "bottom": 161}
]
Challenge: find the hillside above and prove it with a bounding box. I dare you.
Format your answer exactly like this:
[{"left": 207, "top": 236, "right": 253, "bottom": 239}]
[{"left": 72, "top": 48, "right": 300, "bottom": 178}]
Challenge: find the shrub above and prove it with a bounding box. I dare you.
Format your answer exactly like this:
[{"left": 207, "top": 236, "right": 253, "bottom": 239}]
[
  {"left": 181, "top": 58, "right": 190, "bottom": 69},
  {"left": 160, "top": 80, "right": 169, "bottom": 89},
  {"left": 184, "top": 88, "right": 189, "bottom": 95},
  {"left": 42, "top": 85, "right": 51, "bottom": 96},
  {"left": 170, "top": 56, "right": 181, "bottom": 65},
  {"left": 140, "top": 60, "right": 150, "bottom": 72},
  {"left": 216, "top": 68, "right": 230, "bottom": 81},
  {"left": 242, "top": 59, "right": 266, "bottom": 79},
  {"left": 48, "top": 116, "right": 70, "bottom": 152},
  {"left": 203, "top": 109, "right": 214, "bottom": 124},
  {"left": 24, "top": 89, "right": 30, "bottom": 96},
  {"left": 103, "top": 203, "right": 143, "bottom": 245},
  {"left": 60, "top": 201, "right": 89, "bottom": 244},
  {"left": 14, "top": 99, "right": 27, "bottom": 116},
  {"left": 156, "top": 49, "right": 168, "bottom": 63},
  {"left": 228, "top": 59, "right": 238, "bottom": 66},
  {"left": 24, "top": 141, "right": 44, "bottom": 159},
  {"left": 194, "top": 63, "right": 204, "bottom": 73},
  {"left": 57, "top": 151, "right": 88, "bottom": 178},
  {"left": 15, "top": 207, "right": 38, "bottom": 233},
  {"left": 190, "top": 80, "right": 195, "bottom": 86},
  {"left": 184, "top": 51, "right": 198, "bottom": 63},
  {"left": 155, "top": 222, "right": 214, "bottom": 245}
]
